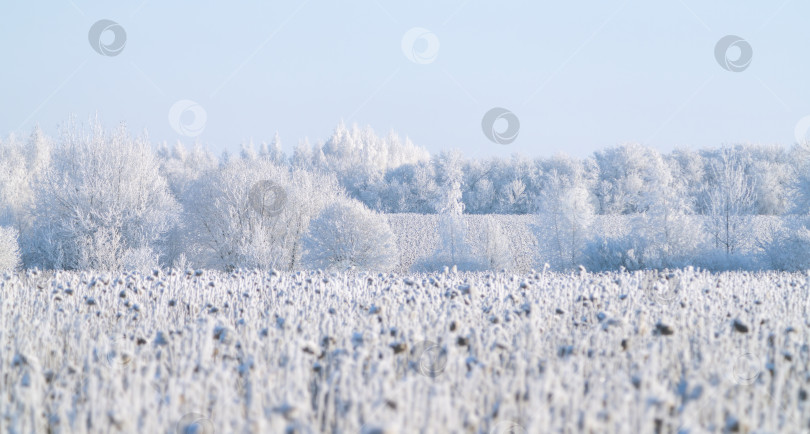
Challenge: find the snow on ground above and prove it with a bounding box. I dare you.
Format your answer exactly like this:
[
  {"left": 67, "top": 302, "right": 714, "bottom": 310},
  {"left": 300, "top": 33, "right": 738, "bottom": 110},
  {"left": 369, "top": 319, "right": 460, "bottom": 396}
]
[{"left": 2, "top": 268, "right": 808, "bottom": 433}]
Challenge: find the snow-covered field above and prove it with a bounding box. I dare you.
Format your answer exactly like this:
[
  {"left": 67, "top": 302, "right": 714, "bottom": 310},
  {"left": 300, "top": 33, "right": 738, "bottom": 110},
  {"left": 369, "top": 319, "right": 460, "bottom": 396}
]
[{"left": 3, "top": 268, "right": 808, "bottom": 433}]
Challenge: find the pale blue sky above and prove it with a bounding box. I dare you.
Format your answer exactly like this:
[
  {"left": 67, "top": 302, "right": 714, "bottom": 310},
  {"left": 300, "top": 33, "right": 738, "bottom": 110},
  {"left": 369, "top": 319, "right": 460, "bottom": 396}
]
[{"left": 1, "top": 0, "right": 809, "bottom": 158}]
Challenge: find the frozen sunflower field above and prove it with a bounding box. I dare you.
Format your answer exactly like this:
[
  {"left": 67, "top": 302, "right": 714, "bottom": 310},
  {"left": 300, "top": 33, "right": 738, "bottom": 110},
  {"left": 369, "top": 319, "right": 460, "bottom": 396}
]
[
  {"left": 2, "top": 268, "right": 809, "bottom": 433},
  {"left": 5, "top": 1, "right": 810, "bottom": 433}
]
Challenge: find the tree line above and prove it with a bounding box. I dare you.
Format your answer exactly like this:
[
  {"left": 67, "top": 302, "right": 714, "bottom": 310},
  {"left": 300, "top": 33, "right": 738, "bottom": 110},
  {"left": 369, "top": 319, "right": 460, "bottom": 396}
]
[{"left": 1, "top": 117, "right": 809, "bottom": 272}]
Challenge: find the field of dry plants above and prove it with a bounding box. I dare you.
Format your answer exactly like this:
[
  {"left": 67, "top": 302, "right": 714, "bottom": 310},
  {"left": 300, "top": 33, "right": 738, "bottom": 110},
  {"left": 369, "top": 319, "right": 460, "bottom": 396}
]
[{"left": 2, "top": 268, "right": 809, "bottom": 433}]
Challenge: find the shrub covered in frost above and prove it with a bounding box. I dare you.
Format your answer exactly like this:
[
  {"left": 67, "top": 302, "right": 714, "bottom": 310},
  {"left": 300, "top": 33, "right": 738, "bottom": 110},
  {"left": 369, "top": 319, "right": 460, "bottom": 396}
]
[
  {"left": 766, "top": 224, "right": 810, "bottom": 271},
  {"left": 534, "top": 171, "right": 593, "bottom": 270},
  {"left": 413, "top": 154, "right": 488, "bottom": 272},
  {"left": 179, "top": 158, "right": 344, "bottom": 270},
  {"left": 584, "top": 213, "right": 704, "bottom": 271},
  {"left": 411, "top": 213, "right": 487, "bottom": 272},
  {"left": 583, "top": 235, "right": 643, "bottom": 271},
  {"left": 475, "top": 216, "right": 514, "bottom": 270},
  {"left": 0, "top": 226, "right": 20, "bottom": 271},
  {"left": 26, "top": 119, "right": 179, "bottom": 271},
  {"left": 302, "top": 199, "right": 398, "bottom": 271}
]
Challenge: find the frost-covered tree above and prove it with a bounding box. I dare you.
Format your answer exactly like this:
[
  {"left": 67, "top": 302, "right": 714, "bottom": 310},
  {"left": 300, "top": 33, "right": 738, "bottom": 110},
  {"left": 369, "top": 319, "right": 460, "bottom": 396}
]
[
  {"left": 27, "top": 119, "right": 179, "bottom": 270},
  {"left": 434, "top": 151, "right": 465, "bottom": 215},
  {"left": 157, "top": 141, "right": 217, "bottom": 199},
  {"left": 466, "top": 178, "right": 496, "bottom": 214},
  {"left": 317, "top": 121, "right": 429, "bottom": 175},
  {"left": 292, "top": 138, "right": 314, "bottom": 170},
  {"left": 593, "top": 143, "right": 666, "bottom": 214},
  {"left": 790, "top": 142, "right": 810, "bottom": 214},
  {"left": 179, "top": 158, "right": 343, "bottom": 270},
  {"left": 477, "top": 216, "right": 514, "bottom": 270},
  {"left": 259, "top": 131, "right": 285, "bottom": 164},
  {"left": 745, "top": 145, "right": 793, "bottom": 215},
  {"left": 669, "top": 148, "right": 706, "bottom": 213},
  {"left": 499, "top": 155, "right": 541, "bottom": 214},
  {"left": 434, "top": 174, "right": 472, "bottom": 264},
  {"left": 536, "top": 170, "right": 594, "bottom": 270},
  {"left": 500, "top": 179, "right": 528, "bottom": 214},
  {"left": 414, "top": 151, "right": 483, "bottom": 271},
  {"left": 0, "top": 135, "right": 29, "bottom": 228},
  {"left": 434, "top": 153, "right": 468, "bottom": 259},
  {"left": 302, "top": 199, "right": 398, "bottom": 271},
  {"left": 156, "top": 142, "right": 218, "bottom": 264},
  {"left": 0, "top": 126, "right": 51, "bottom": 235},
  {"left": 379, "top": 162, "right": 438, "bottom": 213},
  {"left": 0, "top": 226, "right": 20, "bottom": 271},
  {"left": 292, "top": 122, "right": 429, "bottom": 209},
  {"left": 703, "top": 147, "right": 756, "bottom": 255},
  {"left": 629, "top": 153, "right": 703, "bottom": 267},
  {"left": 766, "top": 223, "right": 810, "bottom": 271},
  {"left": 239, "top": 140, "right": 258, "bottom": 161},
  {"left": 584, "top": 160, "right": 700, "bottom": 271}
]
